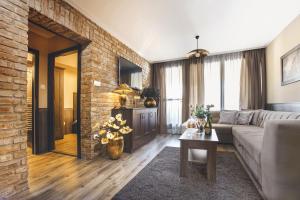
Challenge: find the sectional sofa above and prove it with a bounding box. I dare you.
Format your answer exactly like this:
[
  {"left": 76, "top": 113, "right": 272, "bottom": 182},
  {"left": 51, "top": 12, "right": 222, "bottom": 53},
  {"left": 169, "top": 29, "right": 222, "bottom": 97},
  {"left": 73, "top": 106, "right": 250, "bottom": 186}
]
[{"left": 211, "top": 110, "right": 300, "bottom": 200}]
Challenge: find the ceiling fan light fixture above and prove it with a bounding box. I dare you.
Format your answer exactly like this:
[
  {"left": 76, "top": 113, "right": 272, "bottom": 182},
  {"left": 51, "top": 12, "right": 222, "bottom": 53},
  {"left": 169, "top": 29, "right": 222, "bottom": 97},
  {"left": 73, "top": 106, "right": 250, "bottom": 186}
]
[{"left": 187, "top": 35, "right": 209, "bottom": 58}]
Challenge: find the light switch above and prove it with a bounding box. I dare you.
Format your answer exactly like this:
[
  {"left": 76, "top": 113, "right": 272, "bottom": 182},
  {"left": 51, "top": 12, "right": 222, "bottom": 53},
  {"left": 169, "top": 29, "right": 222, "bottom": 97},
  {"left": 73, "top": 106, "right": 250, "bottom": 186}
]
[{"left": 93, "top": 80, "right": 101, "bottom": 87}]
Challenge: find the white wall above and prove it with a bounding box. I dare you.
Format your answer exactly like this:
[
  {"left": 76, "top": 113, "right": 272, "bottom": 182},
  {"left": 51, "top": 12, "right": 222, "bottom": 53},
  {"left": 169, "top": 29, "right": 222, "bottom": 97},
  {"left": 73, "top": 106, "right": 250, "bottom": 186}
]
[{"left": 266, "top": 15, "right": 300, "bottom": 103}]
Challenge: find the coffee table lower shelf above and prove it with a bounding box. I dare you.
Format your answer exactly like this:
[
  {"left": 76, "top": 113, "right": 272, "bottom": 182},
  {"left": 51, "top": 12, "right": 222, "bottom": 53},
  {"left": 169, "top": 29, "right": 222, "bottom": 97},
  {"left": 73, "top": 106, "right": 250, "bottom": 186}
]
[{"left": 179, "top": 128, "right": 219, "bottom": 181}]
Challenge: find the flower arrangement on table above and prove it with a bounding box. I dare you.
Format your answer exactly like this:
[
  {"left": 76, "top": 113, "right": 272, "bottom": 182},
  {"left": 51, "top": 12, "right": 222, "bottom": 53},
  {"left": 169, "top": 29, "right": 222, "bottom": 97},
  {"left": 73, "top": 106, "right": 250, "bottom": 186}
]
[
  {"left": 191, "top": 104, "right": 214, "bottom": 134},
  {"left": 93, "top": 113, "right": 132, "bottom": 159}
]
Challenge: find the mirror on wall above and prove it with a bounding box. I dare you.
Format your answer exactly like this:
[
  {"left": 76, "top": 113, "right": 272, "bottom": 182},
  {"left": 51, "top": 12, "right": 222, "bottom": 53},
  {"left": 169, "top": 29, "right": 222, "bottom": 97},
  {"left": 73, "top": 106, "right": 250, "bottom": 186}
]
[{"left": 119, "top": 57, "right": 142, "bottom": 90}]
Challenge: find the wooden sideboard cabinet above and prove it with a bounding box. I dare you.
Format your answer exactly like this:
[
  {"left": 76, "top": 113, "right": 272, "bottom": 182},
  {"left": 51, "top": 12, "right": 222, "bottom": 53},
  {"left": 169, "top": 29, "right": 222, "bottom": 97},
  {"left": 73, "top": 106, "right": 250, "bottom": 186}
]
[{"left": 111, "top": 107, "right": 158, "bottom": 153}]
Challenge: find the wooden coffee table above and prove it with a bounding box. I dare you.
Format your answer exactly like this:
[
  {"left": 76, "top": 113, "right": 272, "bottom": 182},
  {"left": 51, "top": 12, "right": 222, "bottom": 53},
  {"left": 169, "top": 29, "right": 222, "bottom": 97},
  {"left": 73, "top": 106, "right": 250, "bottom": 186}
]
[{"left": 179, "top": 128, "right": 219, "bottom": 181}]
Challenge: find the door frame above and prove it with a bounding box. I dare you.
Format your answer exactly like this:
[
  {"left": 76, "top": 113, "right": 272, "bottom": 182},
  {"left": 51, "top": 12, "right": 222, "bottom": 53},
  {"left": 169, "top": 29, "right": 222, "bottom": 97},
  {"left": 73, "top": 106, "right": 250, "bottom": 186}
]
[
  {"left": 28, "top": 48, "right": 39, "bottom": 154},
  {"left": 48, "top": 45, "right": 82, "bottom": 158}
]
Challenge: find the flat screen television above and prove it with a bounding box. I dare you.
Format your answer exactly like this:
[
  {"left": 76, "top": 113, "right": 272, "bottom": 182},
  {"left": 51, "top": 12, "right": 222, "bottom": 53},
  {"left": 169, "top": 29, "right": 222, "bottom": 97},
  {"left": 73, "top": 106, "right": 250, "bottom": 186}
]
[{"left": 119, "top": 57, "right": 143, "bottom": 90}]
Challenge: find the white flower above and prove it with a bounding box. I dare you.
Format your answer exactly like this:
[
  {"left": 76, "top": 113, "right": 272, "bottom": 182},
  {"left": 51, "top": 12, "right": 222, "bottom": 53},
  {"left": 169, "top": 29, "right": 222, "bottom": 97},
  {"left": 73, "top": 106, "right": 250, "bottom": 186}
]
[
  {"left": 119, "top": 127, "right": 132, "bottom": 134},
  {"left": 107, "top": 132, "right": 114, "bottom": 139},
  {"left": 108, "top": 117, "right": 116, "bottom": 123},
  {"left": 115, "top": 114, "right": 122, "bottom": 121},
  {"left": 112, "top": 124, "right": 120, "bottom": 130}
]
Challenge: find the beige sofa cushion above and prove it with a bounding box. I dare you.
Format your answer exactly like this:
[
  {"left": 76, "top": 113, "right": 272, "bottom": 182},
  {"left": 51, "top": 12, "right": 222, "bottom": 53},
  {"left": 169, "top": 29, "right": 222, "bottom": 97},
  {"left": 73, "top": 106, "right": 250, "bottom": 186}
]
[
  {"left": 236, "top": 111, "right": 254, "bottom": 125},
  {"left": 232, "top": 125, "right": 264, "bottom": 165},
  {"left": 257, "top": 110, "right": 300, "bottom": 128},
  {"left": 250, "top": 109, "right": 262, "bottom": 126},
  {"left": 218, "top": 110, "right": 238, "bottom": 124}
]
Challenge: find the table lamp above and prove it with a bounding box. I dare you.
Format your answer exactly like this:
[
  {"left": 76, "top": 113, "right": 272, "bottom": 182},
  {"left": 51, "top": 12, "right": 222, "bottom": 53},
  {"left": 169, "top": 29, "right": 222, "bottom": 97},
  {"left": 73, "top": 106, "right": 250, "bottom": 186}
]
[{"left": 113, "top": 84, "right": 133, "bottom": 108}]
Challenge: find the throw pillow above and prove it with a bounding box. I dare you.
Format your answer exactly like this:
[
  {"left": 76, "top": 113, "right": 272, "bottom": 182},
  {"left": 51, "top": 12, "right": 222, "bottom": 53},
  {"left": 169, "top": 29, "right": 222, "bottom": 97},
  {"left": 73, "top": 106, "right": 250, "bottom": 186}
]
[
  {"left": 250, "top": 109, "right": 262, "bottom": 126},
  {"left": 236, "top": 111, "right": 254, "bottom": 125},
  {"left": 218, "top": 111, "right": 238, "bottom": 124}
]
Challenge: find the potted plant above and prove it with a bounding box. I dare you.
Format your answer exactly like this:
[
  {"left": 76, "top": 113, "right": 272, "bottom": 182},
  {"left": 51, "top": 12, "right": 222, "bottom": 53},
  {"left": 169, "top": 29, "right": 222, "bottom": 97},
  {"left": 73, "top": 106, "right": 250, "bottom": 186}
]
[
  {"left": 93, "top": 114, "right": 132, "bottom": 160},
  {"left": 191, "top": 104, "right": 214, "bottom": 134},
  {"left": 140, "top": 87, "right": 160, "bottom": 108}
]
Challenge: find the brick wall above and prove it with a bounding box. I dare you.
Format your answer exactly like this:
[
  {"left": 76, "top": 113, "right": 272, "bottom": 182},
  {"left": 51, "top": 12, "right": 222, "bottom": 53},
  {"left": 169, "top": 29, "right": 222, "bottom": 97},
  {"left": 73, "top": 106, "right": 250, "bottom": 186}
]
[
  {"left": 0, "top": 0, "right": 29, "bottom": 198},
  {"left": 28, "top": 0, "right": 151, "bottom": 158},
  {"left": 1, "top": 0, "right": 151, "bottom": 197}
]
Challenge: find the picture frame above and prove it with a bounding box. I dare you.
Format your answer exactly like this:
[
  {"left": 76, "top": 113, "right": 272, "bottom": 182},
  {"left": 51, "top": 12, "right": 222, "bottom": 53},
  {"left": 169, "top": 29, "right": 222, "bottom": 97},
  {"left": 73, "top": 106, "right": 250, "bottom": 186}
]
[{"left": 281, "top": 44, "right": 300, "bottom": 86}]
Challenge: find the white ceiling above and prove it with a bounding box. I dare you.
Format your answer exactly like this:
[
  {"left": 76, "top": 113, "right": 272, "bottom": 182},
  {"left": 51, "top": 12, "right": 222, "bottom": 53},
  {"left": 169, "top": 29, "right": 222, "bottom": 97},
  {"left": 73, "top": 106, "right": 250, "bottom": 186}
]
[{"left": 65, "top": 0, "right": 300, "bottom": 63}]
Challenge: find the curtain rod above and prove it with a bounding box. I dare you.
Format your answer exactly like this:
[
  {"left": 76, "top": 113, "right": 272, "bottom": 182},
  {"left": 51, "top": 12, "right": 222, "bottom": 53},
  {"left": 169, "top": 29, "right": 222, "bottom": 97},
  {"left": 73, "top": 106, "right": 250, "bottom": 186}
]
[{"left": 151, "top": 45, "right": 266, "bottom": 64}]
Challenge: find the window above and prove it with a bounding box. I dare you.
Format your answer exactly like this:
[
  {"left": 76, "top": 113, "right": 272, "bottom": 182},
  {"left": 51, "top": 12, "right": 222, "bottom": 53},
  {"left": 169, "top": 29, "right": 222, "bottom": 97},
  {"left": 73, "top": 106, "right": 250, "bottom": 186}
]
[
  {"left": 165, "top": 65, "right": 182, "bottom": 133},
  {"left": 224, "top": 57, "right": 241, "bottom": 110},
  {"left": 204, "top": 61, "right": 221, "bottom": 110},
  {"left": 204, "top": 54, "right": 242, "bottom": 110}
]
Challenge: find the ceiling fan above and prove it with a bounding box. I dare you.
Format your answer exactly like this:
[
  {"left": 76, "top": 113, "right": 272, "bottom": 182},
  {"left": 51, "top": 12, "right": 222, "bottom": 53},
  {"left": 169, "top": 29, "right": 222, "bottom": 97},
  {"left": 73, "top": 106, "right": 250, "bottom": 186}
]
[{"left": 187, "top": 35, "right": 209, "bottom": 58}]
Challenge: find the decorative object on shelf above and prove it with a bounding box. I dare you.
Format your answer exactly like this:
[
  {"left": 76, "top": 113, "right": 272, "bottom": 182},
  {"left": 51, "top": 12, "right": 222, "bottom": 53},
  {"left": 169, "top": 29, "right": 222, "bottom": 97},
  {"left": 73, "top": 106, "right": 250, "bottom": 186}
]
[
  {"left": 133, "top": 95, "right": 141, "bottom": 108},
  {"left": 113, "top": 83, "right": 133, "bottom": 108},
  {"left": 187, "top": 35, "right": 209, "bottom": 58},
  {"left": 141, "top": 87, "right": 160, "bottom": 108},
  {"left": 281, "top": 44, "right": 300, "bottom": 85},
  {"left": 93, "top": 114, "right": 132, "bottom": 160},
  {"left": 191, "top": 104, "right": 214, "bottom": 134}
]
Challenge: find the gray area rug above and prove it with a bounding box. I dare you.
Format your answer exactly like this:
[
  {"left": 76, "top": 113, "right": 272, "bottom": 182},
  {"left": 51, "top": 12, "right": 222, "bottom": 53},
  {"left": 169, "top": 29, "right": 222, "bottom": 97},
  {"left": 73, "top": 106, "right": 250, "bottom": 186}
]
[{"left": 113, "top": 147, "right": 262, "bottom": 200}]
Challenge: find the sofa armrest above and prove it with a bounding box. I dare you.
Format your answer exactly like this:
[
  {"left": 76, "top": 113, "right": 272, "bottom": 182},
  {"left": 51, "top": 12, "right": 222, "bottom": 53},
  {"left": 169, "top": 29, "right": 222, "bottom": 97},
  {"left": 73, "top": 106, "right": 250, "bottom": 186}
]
[
  {"left": 211, "top": 111, "right": 220, "bottom": 123},
  {"left": 261, "top": 120, "right": 300, "bottom": 200}
]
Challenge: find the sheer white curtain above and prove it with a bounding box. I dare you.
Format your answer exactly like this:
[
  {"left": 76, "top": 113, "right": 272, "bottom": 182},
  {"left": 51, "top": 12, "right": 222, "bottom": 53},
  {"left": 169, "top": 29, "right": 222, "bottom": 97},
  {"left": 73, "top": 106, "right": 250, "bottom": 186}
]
[
  {"left": 224, "top": 54, "right": 242, "bottom": 110},
  {"left": 204, "top": 53, "right": 242, "bottom": 111},
  {"left": 165, "top": 65, "right": 182, "bottom": 134},
  {"left": 204, "top": 60, "right": 221, "bottom": 111}
]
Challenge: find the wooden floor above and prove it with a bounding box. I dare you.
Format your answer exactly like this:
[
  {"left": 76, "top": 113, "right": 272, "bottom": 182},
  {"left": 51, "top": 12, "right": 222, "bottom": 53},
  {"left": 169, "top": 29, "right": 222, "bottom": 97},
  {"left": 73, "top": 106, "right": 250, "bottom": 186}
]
[
  {"left": 25, "top": 134, "right": 233, "bottom": 200},
  {"left": 54, "top": 133, "right": 77, "bottom": 156}
]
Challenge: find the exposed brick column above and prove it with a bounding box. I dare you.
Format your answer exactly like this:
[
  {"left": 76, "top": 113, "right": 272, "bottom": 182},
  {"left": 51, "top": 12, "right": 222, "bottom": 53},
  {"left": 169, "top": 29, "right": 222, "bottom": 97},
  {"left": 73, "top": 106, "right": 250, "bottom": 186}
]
[
  {"left": 80, "top": 45, "right": 93, "bottom": 159},
  {"left": 0, "top": 0, "right": 29, "bottom": 198}
]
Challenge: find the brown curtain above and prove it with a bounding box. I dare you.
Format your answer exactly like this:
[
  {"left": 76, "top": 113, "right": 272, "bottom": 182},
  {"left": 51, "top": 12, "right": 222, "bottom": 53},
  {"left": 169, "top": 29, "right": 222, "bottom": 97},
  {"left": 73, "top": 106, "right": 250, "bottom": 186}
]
[
  {"left": 188, "top": 58, "right": 205, "bottom": 110},
  {"left": 152, "top": 63, "right": 167, "bottom": 132},
  {"left": 240, "top": 48, "right": 266, "bottom": 109},
  {"left": 181, "top": 59, "right": 190, "bottom": 122}
]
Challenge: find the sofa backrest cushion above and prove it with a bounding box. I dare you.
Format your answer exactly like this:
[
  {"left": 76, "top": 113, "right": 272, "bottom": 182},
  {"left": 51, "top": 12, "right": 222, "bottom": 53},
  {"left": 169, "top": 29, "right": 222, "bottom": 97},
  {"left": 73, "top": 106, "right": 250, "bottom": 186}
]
[
  {"left": 236, "top": 111, "right": 254, "bottom": 125},
  {"left": 218, "top": 110, "right": 238, "bottom": 124},
  {"left": 257, "top": 110, "right": 300, "bottom": 128},
  {"left": 250, "top": 109, "right": 262, "bottom": 126}
]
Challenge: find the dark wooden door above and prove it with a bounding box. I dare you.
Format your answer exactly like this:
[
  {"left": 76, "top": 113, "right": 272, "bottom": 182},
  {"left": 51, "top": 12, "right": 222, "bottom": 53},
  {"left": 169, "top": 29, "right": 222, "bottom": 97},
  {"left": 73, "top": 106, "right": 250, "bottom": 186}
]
[{"left": 54, "top": 67, "right": 64, "bottom": 140}]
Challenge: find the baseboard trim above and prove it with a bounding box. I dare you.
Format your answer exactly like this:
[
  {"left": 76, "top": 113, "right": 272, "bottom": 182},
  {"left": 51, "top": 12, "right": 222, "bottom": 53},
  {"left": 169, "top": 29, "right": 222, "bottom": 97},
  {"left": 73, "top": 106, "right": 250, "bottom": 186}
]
[{"left": 266, "top": 102, "right": 300, "bottom": 112}]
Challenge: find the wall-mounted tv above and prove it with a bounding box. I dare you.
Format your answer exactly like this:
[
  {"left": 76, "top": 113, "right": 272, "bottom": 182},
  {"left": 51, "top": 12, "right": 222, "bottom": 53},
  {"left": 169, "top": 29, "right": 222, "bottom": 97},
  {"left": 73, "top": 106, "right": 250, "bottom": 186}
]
[{"left": 119, "top": 57, "right": 143, "bottom": 90}]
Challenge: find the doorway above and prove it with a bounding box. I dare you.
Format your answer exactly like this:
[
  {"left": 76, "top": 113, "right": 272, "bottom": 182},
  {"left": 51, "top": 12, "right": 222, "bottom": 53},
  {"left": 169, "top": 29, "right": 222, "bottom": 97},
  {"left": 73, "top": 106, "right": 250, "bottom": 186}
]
[
  {"left": 26, "top": 49, "right": 39, "bottom": 154},
  {"left": 48, "top": 46, "right": 81, "bottom": 157}
]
